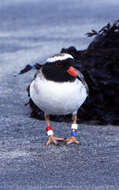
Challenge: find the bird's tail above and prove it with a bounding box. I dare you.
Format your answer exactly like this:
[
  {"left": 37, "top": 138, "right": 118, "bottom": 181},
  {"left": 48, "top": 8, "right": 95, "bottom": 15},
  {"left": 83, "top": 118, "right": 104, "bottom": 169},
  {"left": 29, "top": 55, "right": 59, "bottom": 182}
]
[
  {"left": 14, "top": 63, "right": 41, "bottom": 77},
  {"left": 18, "top": 63, "right": 41, "bottom": 75}
]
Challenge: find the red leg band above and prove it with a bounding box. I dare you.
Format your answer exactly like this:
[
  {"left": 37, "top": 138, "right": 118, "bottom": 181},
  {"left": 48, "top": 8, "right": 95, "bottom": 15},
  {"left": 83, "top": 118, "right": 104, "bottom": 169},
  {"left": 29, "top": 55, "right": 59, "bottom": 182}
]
[
  {"left": 46, "top": 125, "right": 53, "bottom": 131},
  {"left": 46, "top": 125, "right": 54, "bottom": 136}
]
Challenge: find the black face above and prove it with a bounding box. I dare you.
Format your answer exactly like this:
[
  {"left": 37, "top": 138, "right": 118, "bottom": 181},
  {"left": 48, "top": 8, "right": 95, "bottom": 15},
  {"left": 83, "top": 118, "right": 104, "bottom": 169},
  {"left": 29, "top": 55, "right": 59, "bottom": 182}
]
[{"left": 42, "top": 58, "right": 75, "bottom": 82}]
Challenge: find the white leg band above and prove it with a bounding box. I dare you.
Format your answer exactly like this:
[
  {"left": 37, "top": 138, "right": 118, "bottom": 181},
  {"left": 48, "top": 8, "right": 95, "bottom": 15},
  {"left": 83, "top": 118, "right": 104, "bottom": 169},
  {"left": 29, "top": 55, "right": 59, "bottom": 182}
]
[
  {"left": 72, "top": 111, "right": 77, "bottom": 115},
  {"left": 71, "top": 124, "right": 78, "bottom": 130},
  {"left": 47, "top": 130, "right": 54, "bottom": 136}
]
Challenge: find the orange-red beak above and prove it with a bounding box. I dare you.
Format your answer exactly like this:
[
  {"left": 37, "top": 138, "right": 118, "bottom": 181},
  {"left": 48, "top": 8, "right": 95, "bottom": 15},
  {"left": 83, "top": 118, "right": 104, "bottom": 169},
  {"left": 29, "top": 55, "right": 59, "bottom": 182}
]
[{"left": 66, "top": 66, "right": 78, "bottom": 78}]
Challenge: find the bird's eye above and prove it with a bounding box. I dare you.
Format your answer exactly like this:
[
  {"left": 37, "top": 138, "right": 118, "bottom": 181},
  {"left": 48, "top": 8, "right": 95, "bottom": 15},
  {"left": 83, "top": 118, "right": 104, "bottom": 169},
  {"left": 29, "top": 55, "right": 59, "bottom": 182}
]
[{"left": 56, "top": 62, "right": 62, "bottom": 67}]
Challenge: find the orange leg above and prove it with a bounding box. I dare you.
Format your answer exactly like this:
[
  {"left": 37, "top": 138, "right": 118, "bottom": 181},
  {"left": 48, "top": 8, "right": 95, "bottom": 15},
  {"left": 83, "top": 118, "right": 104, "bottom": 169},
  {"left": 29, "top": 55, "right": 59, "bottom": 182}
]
[
  {"left": 65, "top": 113, "right": 80, "bottom": 145},
  {"left": 45, "top": 114, "right": 65, "bottom": 145}
]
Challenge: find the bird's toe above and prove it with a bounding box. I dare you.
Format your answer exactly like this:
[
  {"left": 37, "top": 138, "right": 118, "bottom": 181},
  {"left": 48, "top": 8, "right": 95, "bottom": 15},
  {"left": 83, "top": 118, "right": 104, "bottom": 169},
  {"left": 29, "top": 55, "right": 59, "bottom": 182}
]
[
  {"left": 46, "top": 135, "right": 65, "bottom": 146},
  {"left": 65, "top": 136, "right": 80, "bottom": 145}
]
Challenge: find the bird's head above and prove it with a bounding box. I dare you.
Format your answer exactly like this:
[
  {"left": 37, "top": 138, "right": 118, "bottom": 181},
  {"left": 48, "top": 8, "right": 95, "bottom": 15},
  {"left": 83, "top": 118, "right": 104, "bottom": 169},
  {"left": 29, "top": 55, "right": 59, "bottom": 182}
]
[{"left": 42, "top": 53, "right": 80, "bottom": 82}]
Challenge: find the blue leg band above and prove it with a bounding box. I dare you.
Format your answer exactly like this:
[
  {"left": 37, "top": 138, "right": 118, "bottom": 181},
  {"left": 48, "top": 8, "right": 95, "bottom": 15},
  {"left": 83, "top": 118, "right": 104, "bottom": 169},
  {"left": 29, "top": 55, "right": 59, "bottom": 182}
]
[{"left": 71, "top": 131, "right": 77, "bottom": 137}]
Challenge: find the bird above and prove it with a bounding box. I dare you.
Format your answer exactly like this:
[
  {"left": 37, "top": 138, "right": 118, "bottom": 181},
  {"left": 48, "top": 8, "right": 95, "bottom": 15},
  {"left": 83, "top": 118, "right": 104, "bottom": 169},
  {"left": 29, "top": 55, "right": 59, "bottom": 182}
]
[{"left": 19, "top": 53, "right": 88, "bottom": 145}]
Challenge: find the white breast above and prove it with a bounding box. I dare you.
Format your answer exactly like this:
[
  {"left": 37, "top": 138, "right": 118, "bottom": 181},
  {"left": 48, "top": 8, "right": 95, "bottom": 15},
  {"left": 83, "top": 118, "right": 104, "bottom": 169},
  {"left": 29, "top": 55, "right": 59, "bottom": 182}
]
[{"left": 30, "top": 71, "right": 88, "bottom": 115}]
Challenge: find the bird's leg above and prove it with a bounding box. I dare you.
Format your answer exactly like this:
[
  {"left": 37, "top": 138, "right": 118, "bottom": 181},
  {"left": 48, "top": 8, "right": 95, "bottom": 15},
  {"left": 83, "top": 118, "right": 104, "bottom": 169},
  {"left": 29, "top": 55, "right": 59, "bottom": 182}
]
[
  {"left": 45, "top": 114, "right": 65, "bottom": 145},
  {"left": 66, "top": 113, "right": 80, "bottom": 145}
]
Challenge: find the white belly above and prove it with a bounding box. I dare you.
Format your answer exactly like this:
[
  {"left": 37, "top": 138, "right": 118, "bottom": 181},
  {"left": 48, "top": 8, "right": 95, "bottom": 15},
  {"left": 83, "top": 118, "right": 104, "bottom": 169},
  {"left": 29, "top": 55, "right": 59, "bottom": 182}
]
[{"left": 30, "top": 72, "right": 87, "bottom": 115}]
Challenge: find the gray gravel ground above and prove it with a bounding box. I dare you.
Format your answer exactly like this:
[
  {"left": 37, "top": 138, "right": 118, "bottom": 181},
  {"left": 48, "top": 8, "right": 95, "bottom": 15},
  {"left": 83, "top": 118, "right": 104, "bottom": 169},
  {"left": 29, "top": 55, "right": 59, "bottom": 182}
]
[{"left": 0, "top": 0, "right": 119, "bottom": 189}]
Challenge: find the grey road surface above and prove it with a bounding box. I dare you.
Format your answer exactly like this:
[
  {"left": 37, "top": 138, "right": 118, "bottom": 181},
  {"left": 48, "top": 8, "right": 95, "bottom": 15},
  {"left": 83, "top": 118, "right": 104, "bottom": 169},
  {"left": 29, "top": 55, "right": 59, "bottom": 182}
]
[{"left": 0, "top": 0, "right": 119, "bottom": 189}]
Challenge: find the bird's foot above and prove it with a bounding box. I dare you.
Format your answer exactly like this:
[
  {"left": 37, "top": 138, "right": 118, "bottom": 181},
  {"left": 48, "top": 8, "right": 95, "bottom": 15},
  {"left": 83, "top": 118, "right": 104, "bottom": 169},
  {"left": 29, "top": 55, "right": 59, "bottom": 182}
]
[
  {"left": 46, "top": 135, "right": 65, "bottom": 145},
  {"left": 65, "top": 136, "right": 80, "bottom": 145}
]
